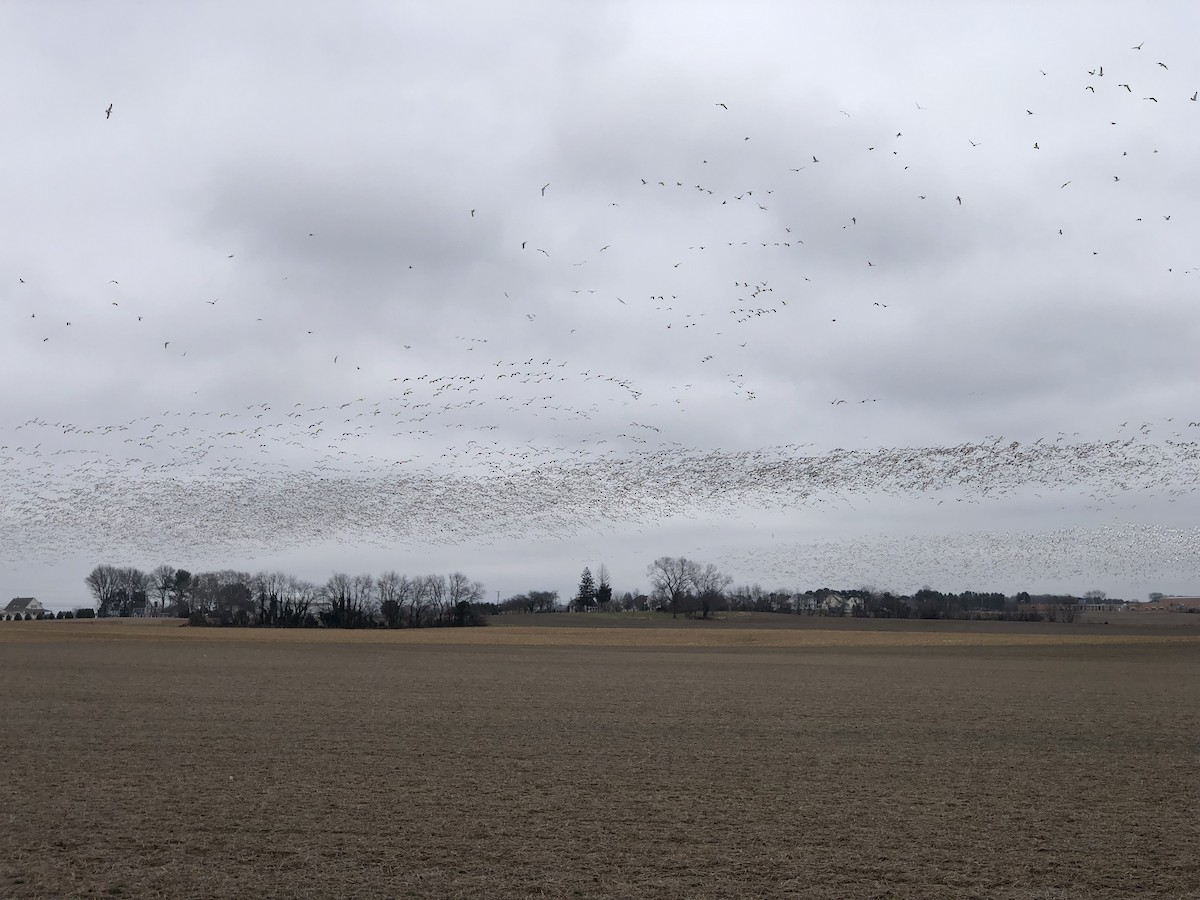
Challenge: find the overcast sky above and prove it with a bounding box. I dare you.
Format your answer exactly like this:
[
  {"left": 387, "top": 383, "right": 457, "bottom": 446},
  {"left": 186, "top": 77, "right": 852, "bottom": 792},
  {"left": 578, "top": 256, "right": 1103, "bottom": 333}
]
[{"left": 3, "top": 2, "right": 1199, "bottom": 608}]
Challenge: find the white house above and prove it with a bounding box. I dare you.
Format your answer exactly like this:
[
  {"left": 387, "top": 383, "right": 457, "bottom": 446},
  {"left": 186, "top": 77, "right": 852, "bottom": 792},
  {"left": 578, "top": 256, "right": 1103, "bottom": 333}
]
[{"left": 4, "top": 597, "right": 47, "bottom": 619}]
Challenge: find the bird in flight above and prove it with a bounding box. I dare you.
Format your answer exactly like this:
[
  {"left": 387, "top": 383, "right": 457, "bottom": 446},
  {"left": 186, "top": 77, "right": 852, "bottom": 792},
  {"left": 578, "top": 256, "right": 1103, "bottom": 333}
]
[
  {"left": 1132, "top": 42, "right": 1144, "bottom": 50},
  {"left": 105, "top": 103, "right": 112, "bottom": 119},
  {"left": 1192, "top": 92, "right": 1198, "bottom": 101},
  {"left": 541, "top": 183, "right": 549, "bottom": 196},
  {"left": 1158, "top": 62, "right": 1168, "bottom": 69},
  {"left": 716, "top": 103, "right": 728, "bottom": 109}
]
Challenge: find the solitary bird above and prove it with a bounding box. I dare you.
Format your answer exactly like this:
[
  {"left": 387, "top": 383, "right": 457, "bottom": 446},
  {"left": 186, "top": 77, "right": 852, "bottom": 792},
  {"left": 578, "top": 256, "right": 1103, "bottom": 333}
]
[
  {"left": 105, "top": 103, "right": 112, "bottom": 118},
  {"left": 541, "top": 183, "right": 549, "bottom": 196}
]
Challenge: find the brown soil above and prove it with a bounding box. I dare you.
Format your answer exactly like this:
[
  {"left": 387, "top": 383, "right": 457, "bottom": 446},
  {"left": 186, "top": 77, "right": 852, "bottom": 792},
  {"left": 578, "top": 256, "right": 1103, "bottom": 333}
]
[{"left": 2, "top": 619, "right": 1197, "bottom": 898}]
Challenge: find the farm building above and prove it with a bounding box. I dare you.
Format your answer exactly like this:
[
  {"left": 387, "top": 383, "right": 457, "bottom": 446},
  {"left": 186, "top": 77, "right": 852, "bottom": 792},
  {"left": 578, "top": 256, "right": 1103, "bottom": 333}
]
[
  {"left": 1136, "top": 597, "right": 1200, "bottom": 613},
  {"left": 4, "top": 597, "right": 46, "bottom": 619}
]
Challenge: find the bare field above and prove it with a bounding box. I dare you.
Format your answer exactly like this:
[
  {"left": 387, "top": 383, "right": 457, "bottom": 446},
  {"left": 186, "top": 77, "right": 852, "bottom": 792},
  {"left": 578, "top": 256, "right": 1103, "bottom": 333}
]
[{"left": 2, "top": 619, "right": 1198, "bottom": 899}]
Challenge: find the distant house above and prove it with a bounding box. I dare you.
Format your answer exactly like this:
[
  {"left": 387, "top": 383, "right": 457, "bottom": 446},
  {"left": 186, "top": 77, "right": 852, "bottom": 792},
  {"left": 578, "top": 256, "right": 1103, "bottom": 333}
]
[
  {"left": 4, "top": 597, "right": 46, "bottom": 620},
  {"left": 794, "top": 592, "right": 863, "bottom": 616}
]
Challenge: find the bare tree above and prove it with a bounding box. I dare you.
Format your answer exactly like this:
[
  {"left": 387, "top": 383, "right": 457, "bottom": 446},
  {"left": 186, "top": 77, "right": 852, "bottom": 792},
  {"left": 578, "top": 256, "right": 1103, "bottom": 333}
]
[
  {"left": 320, "top": 572, "right": 375, "bottom": 627},
  {"left": 447, "top": 572, "right": 486, "bottom": 625},
  {"left": 353, "top": 573, "right": 379, "bottom": 620},
  {"left": 596, "top": 564, "right": 614, "bottom": 609},
  {"left": 149, "top": 565, "right": 175, "bottom": 617},
  {"left": 425, "top": 574, "right": 449, "bottom": 624},
  {"left": 647, "top": 556, "right": 694, "bottom": 619},
  {"left": 189, "top": 570, "right": 253, "bottom": 623},
  {"left": 253, "top": 570, "right": 287, "bottom": 625},
  {"left": 377, "top": 570, "right": 405, "bottom": 627},
  {"left": 692, "top": 562, "right": 732, "bottom": 619},
  {"left": 84, "top": 564, "right": 121, "bottom": 616},
  {"left": 529, "top": 589, "right": 559, "bottom": 613},
  {"left": 447, "top": 572, "right": 484, "bottom": 606},
  {"left": 169, "top": 569, "right": 193, "bottom": 617},
  {"left": 407, "top": 575, "right": 433, "bottom": 627},
  {"left": 279, "top": 575, "right": 316, "bottom": 625}
]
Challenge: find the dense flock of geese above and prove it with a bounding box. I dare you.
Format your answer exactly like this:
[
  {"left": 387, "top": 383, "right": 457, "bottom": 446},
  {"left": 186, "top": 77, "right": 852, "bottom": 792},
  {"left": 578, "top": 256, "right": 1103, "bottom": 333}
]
[{"left": 1, "top": 40, "right": 1198, "bottom": 586}]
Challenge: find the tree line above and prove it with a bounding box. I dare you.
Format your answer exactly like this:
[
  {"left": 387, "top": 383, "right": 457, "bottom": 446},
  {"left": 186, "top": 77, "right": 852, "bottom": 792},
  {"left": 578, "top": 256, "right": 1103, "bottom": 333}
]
[
  {"left": 82, "top": 564, "right": 491, "bottom": 628},
  {"left": 58, "top": 558, "right": 1119, "bottom": 627},
  {"left": 499, "top": 556, "right": 1113, "bottom": 622}
]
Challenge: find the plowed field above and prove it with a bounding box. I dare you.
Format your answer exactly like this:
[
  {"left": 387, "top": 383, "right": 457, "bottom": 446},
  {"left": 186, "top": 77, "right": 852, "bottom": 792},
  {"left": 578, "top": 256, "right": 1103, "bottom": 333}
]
[{"left": 2, "top": 616, "right": 1197, "bottom": 898}]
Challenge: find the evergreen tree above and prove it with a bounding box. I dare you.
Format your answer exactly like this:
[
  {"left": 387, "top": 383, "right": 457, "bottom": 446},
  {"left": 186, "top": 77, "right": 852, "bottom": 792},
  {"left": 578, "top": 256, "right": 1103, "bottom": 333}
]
[{"left": 576, "top": 567, "right": 596, "bottom": 611}]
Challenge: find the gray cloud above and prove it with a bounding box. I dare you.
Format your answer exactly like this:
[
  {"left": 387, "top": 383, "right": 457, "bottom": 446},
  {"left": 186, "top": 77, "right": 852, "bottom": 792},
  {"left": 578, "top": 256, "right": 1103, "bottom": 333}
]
[{"left": 2, "top": 3, "right": 1199, "bottom": 606}]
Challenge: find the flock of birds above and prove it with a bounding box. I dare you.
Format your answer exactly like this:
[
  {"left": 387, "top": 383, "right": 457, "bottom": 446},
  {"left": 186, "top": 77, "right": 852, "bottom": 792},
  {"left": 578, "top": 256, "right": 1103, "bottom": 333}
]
[{"left": 2, "top": 38, "right": 1199, "bottom": 591}]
